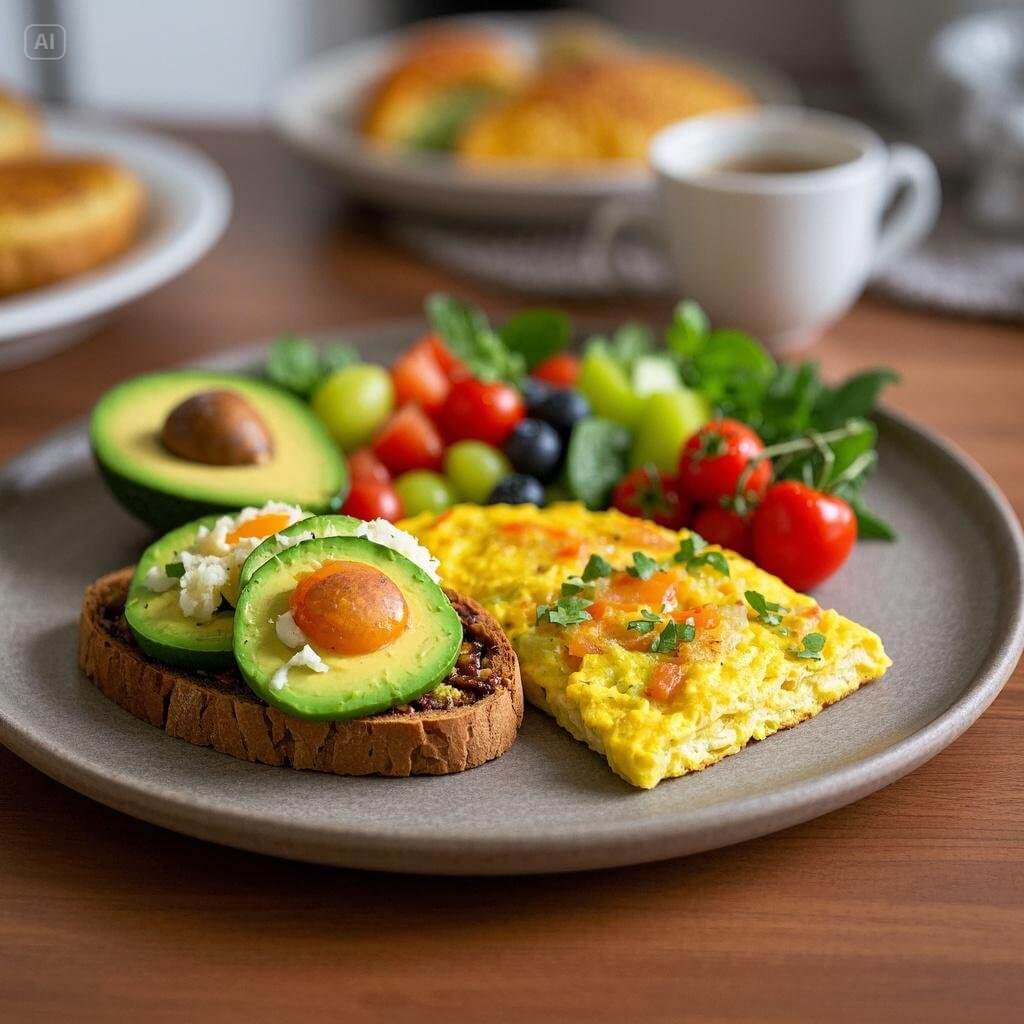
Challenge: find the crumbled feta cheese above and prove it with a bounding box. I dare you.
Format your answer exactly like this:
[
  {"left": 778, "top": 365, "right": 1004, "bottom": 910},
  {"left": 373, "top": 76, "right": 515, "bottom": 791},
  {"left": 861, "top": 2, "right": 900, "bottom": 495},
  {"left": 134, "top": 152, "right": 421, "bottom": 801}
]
[
  {"left": 178, "top": 551, "right": 229, "bottom": 624},
  {"left": 143, "top": 564, "right": 177, "bottom": 593},
  {"left": 270, "top": 644, "right": 328, "bottom": 692},
  {"left": 273, "top": 529, "right": 314, "bottom": 550},
  {"left": 275, "top": 609, "right": 308, "bottom": 649},
  {"left": 354, "top": 518, "right": 441, "bottom": 583}
]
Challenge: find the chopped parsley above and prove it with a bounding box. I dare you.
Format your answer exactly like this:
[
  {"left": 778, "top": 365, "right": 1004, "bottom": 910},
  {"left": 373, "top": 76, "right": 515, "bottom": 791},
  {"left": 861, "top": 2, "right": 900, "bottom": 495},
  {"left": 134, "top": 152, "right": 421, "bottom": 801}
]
[
  {"left": 560, "top": 576, "right": 595, "bottom": 600},
  {"left": 674, "top": 533, "right": 729, "bottom": 577},
  {"left": 650, "top": 619, "right": 695, "bottom": 655},
  {"left": 164, "top": 561, "right": 186, "bottom": 579},
  {"left": 627, "top": 609, "right": 661, "bottom": 634},
  {"left": 626, "top": 551, "right": 661, "bottom": 580},
  {"left": 791, "top": 632, "right": 826, "bottom": 660},
  {"left": 745, "top": 590, "right": 790, "bottom": 635},
  {"left": 581, "top": 553, "right": 614, "bottom": 582},
  {"left": 537, "top": 595, "right": 593, "bottom": 627}
]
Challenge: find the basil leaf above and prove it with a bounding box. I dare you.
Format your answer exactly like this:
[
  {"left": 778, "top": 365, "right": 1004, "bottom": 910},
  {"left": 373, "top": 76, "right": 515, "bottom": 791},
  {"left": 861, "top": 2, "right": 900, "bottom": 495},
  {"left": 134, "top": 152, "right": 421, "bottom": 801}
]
[
  {"left": 851, "top": 499, "right": 898, "bottom": 541},
  {"left": 266, "top": 334, "right": 322, "bottom": 397},
  {"left": 425, "top": 293, "right": 524, "bottom": 383},
  {"left": 499, "top": 309, "right": 570, "bottom": 370},
  {"left": 565, "top": 417, "right": 631, "bottom": 510},
  {"left": 813, "top": 369, "right": 899, "bottom": 430}
]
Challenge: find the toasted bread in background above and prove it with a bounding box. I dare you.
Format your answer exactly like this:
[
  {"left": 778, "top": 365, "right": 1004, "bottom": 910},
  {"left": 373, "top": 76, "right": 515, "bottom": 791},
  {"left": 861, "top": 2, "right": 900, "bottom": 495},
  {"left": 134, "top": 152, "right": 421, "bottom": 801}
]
[
  {"left": 79, "top": 569, "right": 524, "bottom": 778},
  {"left": 458, "top": 53, "right": 756, "bottom": 167},
  {"left": 0, "top": 89, "right": 43, "bottom": 162},
  {"left": 0, "top": 156, "right": 144, "bottom": 296}
]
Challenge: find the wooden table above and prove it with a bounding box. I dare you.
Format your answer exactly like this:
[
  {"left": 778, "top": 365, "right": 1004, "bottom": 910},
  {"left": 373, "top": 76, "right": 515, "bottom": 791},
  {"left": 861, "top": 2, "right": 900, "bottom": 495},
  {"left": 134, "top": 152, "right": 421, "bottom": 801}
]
[{"left": 1, "top": 128, "right": 1021, "bottom": 1024}]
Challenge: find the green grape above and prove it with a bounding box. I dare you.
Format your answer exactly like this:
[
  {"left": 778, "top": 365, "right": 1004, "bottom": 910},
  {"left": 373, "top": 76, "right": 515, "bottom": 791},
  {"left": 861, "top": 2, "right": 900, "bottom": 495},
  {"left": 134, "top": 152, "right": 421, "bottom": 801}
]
[
  {"left": 311, "top": 364, "right": 393, "bottom": 452},
  {"left": 629, "top": 389, "right": 712, "bottom": 473},
  {"left": 394, "top": 471, "right": 456, "bottom": 516},
  {"left": 443, "top": 441, "right": 512, "bottom": 504},
  {"left": 577, "top": 349, "right": 643, "bottom": 427}
]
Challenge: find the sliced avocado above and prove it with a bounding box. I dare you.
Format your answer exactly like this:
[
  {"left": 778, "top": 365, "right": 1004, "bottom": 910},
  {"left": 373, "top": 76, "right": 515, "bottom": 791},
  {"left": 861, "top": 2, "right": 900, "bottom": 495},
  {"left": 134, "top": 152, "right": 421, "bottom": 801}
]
[
  {"left": 239, "top": 513, "right": 360, "bottom": 591},
  {"left": 234, "top": 536, "right": 461, "bottom": 720},
  {"left": 91, "top": 371, "right": 347, "bottom": 531},
  {"left": 125, "top": 515, "right": 235, "bottom": 671}
]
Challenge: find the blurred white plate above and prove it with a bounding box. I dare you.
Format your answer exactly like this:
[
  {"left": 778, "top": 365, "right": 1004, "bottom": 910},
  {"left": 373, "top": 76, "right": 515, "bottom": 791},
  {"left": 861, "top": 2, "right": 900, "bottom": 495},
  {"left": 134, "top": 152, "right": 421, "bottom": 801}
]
[
  {"left": 273, "top": 15, "right": 799, "bottom": 224},
  {"left": 0, "top": 112, "right": 231, "bottom": 370}
]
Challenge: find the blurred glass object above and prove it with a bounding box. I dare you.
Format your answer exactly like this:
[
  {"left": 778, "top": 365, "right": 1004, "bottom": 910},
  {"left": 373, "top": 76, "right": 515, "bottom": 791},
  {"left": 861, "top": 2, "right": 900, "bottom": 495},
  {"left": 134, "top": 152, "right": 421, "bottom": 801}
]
[{"left": 930, "top": 9, "right": 1024, "bottom": 232}]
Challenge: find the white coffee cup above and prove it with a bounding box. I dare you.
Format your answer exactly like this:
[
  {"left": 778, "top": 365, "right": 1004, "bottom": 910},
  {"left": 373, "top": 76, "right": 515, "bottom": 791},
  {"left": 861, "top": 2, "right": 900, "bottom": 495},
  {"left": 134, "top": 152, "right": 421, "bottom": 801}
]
[{"left": 590, "top": 107, "right": 940, "bottom": 352}]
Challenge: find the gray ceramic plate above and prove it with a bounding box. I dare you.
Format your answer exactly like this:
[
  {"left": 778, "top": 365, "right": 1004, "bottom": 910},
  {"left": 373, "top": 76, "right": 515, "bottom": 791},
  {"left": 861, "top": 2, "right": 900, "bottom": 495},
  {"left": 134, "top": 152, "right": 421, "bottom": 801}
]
[{"left": 1, "top": 326, "right": 1022, "bottom": 875}]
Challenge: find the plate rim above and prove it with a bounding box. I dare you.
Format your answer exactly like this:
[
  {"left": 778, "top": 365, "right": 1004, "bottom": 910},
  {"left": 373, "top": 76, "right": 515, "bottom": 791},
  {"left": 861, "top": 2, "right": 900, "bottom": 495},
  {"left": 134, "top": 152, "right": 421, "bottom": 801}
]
[
  {"left": 0, "top": 334, "right": 1021, "bottom": 874},
  {"left": 0, "top": 111, "right": 232, "bottom": 342}
]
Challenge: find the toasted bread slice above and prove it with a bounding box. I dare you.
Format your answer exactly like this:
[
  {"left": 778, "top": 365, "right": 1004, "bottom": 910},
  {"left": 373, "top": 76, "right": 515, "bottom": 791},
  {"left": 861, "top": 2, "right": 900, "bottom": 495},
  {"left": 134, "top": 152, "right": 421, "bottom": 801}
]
[
  {"left": 79, "top": 569, "right": 523, "bottom": 777},
  {"left": 0, "top": 155, "right": 144, "bottom": 296}
]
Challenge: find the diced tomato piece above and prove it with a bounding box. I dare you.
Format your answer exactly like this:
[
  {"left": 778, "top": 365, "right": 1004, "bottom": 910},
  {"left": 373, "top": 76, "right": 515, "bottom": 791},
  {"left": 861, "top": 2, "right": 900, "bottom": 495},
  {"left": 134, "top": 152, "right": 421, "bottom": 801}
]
[
  {"left": 532, "top": 353, "right": 581, "bottom": 389},
  {"left": 603, "top": 570, "right": 677, "bottom": 610},
  {"left": 391, "top": 340, "right": 450, "bottom": 414},
  {"left": 565, "top": 622, "right": 605, "bottom": 657},
  {"left": 671, "top": 604, "right": 720, "bottom": 631},
  {"left": 371, "top": 404, "right": 444, "bottom": 475},
  {"left": 645, "top": 662, "right": 685, "bottom": 703},
  {"left": 347, "top": 447, "right": 390, "bottom": 485}
]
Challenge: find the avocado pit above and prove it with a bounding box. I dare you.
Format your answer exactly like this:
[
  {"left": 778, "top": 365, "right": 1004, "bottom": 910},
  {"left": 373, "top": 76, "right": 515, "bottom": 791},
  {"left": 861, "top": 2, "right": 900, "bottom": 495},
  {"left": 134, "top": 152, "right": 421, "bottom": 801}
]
[{"left": 160, "top": 390, "right": 273, "bottom": 466}]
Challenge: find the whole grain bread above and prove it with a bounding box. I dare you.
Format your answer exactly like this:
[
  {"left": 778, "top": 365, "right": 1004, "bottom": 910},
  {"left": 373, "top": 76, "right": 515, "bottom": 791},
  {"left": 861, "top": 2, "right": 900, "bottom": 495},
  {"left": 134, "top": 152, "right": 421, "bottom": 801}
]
[{"left": 79, "top": 568, "right": 523, "bottom": 777}]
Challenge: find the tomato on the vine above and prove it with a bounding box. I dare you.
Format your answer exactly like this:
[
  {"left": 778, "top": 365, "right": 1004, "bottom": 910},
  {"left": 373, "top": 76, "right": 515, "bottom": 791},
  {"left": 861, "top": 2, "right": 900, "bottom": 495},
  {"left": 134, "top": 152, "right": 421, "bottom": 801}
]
[
  {"left": 612, "top": 466, "right": 692, "bottom": 530},
  {"left": 692, "top": 504, "right": 753, "bottom": 558},
  {"left": 340, "top": 480, "right": 403, "bottom": 523},
  {"left": 532, "top": 353, "right": 581, "bottom": 389},
  {"left": 438, "top": 378, "right": 525, "bottom": 447},
  {"left": 751, "top": 481, "right": 857, "bottom": 590},
  {"left": 372, "top": 404, "right": 444, "bottom": 475},
  {"left": 677, "top": 419, "right": 771, "bottom": 504}
]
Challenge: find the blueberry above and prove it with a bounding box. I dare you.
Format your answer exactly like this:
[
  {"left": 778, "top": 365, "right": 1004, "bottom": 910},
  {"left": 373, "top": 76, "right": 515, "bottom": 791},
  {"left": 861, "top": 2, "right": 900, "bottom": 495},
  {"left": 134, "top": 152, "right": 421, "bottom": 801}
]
[
  {"left": 520, "top": 377, "right": 553, "bottom": 416},
  {"left": 535, "top": 389, "right": 590, "bottom": 438},
  {"left": 503, "top": 418, "right": 563, "bottom": 483},
  {"left": 487, "top": 473, "right": 546, "bottom": 506}
]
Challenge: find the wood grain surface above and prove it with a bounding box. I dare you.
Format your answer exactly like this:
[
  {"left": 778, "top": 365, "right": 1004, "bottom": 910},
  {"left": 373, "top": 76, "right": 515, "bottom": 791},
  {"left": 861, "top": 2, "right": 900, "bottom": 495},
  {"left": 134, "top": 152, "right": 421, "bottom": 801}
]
[{"left": 0, "top": 127, "right": 1021, "bottom": 1024}]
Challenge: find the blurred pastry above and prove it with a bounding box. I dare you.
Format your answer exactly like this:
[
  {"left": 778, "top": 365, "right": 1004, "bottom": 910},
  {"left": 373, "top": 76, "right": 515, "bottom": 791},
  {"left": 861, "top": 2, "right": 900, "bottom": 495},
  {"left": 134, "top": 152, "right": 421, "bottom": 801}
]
[
  {"left": 0, "top": 156, "right": 144, "bottom": 296},
  {"left": 361, "top": 28, "right": 528, "bottom": 152},
  {"left": 458, "top": 53, "right": 756, "bottom": 167},
  {"left": 0, "top": 89, "right": 43, "bottom": 162}
]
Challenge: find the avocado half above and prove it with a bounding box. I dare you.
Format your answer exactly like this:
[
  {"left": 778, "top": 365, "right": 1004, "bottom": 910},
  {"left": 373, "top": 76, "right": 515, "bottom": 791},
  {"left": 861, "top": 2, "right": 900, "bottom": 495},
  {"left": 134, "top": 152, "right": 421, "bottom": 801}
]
[
  {"left": 234, "top": 536, "right": 462, "bottom": 721},
  {"left": 91, "top": 371, "right": 347, "bottom": 531},
  {"left": 238, "top": 513, "right": 361, "bottom": 591},
  {"left": 124, "top": 514, "right": 235, "bottom": 671}
]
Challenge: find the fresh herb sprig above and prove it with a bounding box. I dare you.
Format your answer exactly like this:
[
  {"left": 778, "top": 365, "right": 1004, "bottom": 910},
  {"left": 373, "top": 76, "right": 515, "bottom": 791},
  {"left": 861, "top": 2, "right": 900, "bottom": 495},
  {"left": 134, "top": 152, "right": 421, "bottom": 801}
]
[
  {"left": 790, "top": 632, "right": 826, "bottom": 660},
  {"left": 745, "top": 590, "right": 790, "bottom": 636},
  {"left": 674, "top": 533, "right": 730, "bottom": 577}
]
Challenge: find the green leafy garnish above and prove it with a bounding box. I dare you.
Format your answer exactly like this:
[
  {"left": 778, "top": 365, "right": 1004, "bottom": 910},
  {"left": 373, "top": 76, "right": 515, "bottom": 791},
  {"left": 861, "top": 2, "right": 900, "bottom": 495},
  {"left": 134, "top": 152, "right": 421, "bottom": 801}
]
[
  {"left": 680, "top": 616, "right": 697, "bottom": 644},
  {"left": 565, "top": 417, "right": 632, "bottom": 510},
  {"left": 745, "top": 590, "right": 789, "bottom": 633},
  {"left": 266, "top": 334, "right": 322, "bottom": 396},
  {"left": 406, "top": 87, "right": 495, "bottom": 152},
  {"left": 499, "top": 309, "right": 570, "bottom": 370},
  {"left": 320, "top": 342, "right": 359, "bottom": 374},
  {"left": 537, "top": 595, "right": 593, "bottom": 627},
  {"left": 674, "top": 533, "right": 729, "bottom": 577},
  {"left": 791, "top": 632, "right": 826, "bottom": 660},
  {"left": 581, "top": 553, "right": 614, "bottom": 582},
  {"left": 674, "top": 533, "right": 707, "bottom": 563},
  {"left": 560, "top": 577, "right": 595, "bottom": 600},
  {"left": 164, "top": 561, "right": 185, "bottom": 579},
  {"left": 650, "top": 619, "right": 692, "bottom": 655},
  {"left": 626, "top": 551, "right": 661, "bottom": 580},
  {"left": 425, "top": 293, "right": 524, "bottom": 383},
  {"left": 627, "top": 609, "right": 661, "bottom": 634}
]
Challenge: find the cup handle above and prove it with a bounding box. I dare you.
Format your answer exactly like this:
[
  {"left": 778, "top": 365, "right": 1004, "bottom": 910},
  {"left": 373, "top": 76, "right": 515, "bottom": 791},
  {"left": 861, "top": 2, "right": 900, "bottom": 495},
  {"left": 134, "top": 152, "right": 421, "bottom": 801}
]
[
  {"left": 873, "top": 143, "right": 941, "bottom": 271},
  {"left": 588, "top": 197, "right": 666, "bottom": 286}
]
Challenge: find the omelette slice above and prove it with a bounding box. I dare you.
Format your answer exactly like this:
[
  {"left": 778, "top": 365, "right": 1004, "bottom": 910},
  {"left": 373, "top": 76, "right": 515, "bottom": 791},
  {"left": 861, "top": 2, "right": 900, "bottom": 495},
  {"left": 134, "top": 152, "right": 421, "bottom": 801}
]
[{"left": 401, "top": 504, "right": 891, "bottom": 789}]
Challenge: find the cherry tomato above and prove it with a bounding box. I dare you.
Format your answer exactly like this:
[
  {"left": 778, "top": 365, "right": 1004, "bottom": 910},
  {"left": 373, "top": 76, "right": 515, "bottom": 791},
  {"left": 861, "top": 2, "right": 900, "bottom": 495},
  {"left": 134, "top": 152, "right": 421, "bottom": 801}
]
[
  {"left": 752, "top": 481, "right": 857, "bottom": 590},
  {"left": 612, "top": 466, "right": 692, "bottom": 530},
  {"left": 372, "top": 404, "right": 444, "bottom": 475},
  {"left": 438, "top": 378, "right": 525, "bottom": 447},
  {"left": 677, "top": 419, "right": 771, "bottom": 504},
  {"left": 347, "top": 447, "right": 390, "bottom": 485},
  {"left": 391, "top": 339, "right": 450, "bottom": 413},
  {"left": 340, "top": 480, "right": 403, "bottom": 523},
  {"left": 692, "top": 504, "right": 753, "bottom": 558},
  {"left": 424, "top": 332, "right": 467, "bottom": 379},
  {"left": 532, "top": 353, "right": 581, "bottom": 389}
]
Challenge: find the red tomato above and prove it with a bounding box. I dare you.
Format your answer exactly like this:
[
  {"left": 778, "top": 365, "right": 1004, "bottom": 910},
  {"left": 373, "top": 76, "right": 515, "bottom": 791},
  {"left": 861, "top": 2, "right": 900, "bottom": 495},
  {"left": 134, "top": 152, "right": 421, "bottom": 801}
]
[
  {"left": 532, "top": 353, "right": 581, "bottom": 389},
  {"left": 752, "top": 481, "right": 857, "bottom": 590},
  {"left": 340, "top": 480, "right": 403, "bottom": 523},
  {"left": 692, "top": 504, "right": 753, "bottom": 558},
  {"left": 423, "top": 332, "right": 467, "bottom": 379},
  {"left": 438, "top": 378, "right": 525, "bottom": 447},
  {"left": 347, "top": 447, "right": 390, "bottom": 485},
  {"left": 612, "top": 466, "right": 692, "bottom": 530},
  {"left": 645, "top": 662, "right": 684, "bottom": 703},
  {"left": 677, "top": 419, "right": 771, "bottom": 504},
  {"left": 391, "top": 339, "right": 450, "bottom": 413},
  {"left": 372, "top": 404, "right": 444, "bottom": 475}
]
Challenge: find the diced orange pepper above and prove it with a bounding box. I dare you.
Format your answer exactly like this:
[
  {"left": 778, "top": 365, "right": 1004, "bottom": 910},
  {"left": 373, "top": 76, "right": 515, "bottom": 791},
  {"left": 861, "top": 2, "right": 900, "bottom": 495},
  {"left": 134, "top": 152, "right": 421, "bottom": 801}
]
[
  {"left": 603, "top": 571, "right": 677, "bottom": 610},
  {"left": 671, "top": 603, "right": 720, "bottom": 631},
  {"left": 565, "top": 621, "right": 605, "bottom": 657},
  {"left": 645, "top": 661, "right": 685, "bottom": 703}
]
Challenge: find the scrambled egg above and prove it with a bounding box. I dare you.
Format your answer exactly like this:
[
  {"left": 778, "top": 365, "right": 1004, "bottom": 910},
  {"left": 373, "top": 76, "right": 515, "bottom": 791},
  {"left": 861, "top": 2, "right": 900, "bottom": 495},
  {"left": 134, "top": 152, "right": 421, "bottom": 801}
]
[{"left": 401, "top": 503, "right": 891, "bottom": 789}]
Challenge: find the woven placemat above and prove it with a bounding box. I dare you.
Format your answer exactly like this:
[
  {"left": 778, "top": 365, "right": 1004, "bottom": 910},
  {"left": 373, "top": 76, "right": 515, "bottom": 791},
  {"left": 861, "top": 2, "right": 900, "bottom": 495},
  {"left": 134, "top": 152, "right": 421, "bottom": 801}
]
[{"left": 388, "top": 201, "right": 1024, "bottom": 320}]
